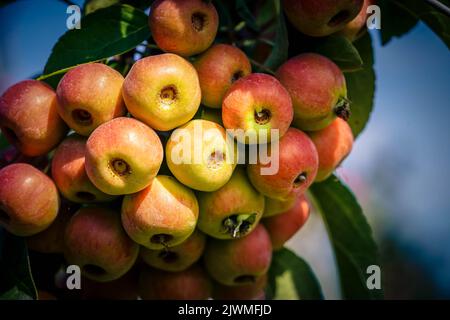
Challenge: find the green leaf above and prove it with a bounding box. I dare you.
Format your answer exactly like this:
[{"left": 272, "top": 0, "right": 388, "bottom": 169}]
[
  {"left": 264, "top": 1, "right": 288, "bottom": 70},
  {"left": 345, "top": 33, "right": 375, "bottom": 138},
  {"left": 0, "top": 228, "right": 37, "bottom": 300},
  {"left": 314, "top": 35, "right": 363, "bottom": 72},
  {"left": 0, "top": 134, "right": 9, "bottom": 150},
  {"left": 380, "top": 0, "right": 450, "bottom": 49},
  {"left": 378, "top": 0, "right": 418, "bottom": 46},
  {"left": 42, "top": 4, "right": 150, "bottom": 78},
  {"left": 310, "top": 175, "right": 383, "bottom": 300},
  {"left": 266, "top": 248, "right": 324, "bottom": 300},
  {"left": 236, "top": 0, "right": 259, "bottom": 31}
]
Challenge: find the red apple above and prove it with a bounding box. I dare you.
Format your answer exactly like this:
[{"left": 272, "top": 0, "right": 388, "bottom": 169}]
[
  {"left": 0, "top": 163, "right": 59, "bottom": 236},
  {"left": 213, "top": 274, "right": 267, "bottom": 300},
  {"left": 0, "top": 80, "right": 68, "bottom": 156},
  {"left": 339, "top": 0, "right": 373, "bottom": 42}
]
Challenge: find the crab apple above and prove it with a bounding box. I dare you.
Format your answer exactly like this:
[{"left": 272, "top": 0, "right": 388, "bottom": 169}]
[
  {"left": 80, "top": 269, "right": 139, "bottom": 300},
  {"left": 263, "top": 193, "right": 297, "bottom": 218},
  {"left": 56, "top": 63, "right": 125, "bottom": 136},
  {"left": 64, "top": 207, "right": 139, "bottom": 282},
  {"left": 121, "top": 175, "right": 199, "bottom": 250},
  {"left": 197, "top": 167, "right": 265, "bottom": 240},
  {"left": 339, "top": 0, "right": 373, "bottom": 41},
  {"left": 166, "top": 119, "right": 236, "bottom": 192},
  {"left": 193, "top": 44, "right": 252, "bottom": 108},
  {"left": 140, "top": 230, "right": 206, "bottom": 272},
  {"left": 0, "top": 163, "right": 59, "bottom": 236},
  {"left": 52, "top": 134, "right": 116, "bottom": 203},
  {"left": 123, "top": 54, "right": 201, "bottom": 131},
  {"left": 139, "top": 264, "right": 212, "bottom": 300},
  {"left": 85, "top": 117, "right": 163, "bottom": 195},
  {"left": 276, "top": 53, "right": 349, "bottom": 131},
  {"left": 204, "top": 224, "right": 272, "bottom": 286},
  {"left": 149, "top": 0, "right": 219, "bottom": 57},
  {"left": 27, "top": 200, "right": 78, "bottom": 254},
  {"left": 308, "top": 118, "right": 354, "bottom": 182},
  {"left": 247, "top": 128, "right": 319, "bottom": 201},
  {"left": 263, "top": 195, "right": 310, "bottom": 250},
  {"left": 0, "top": 80, "right": 68, "bottom": 156},
  {"left": 213, "top": 274, "right": 267, "bottom": 300},
  {"left": 222, "top": 73, "right": 293, "bottom": 144},
  {"left": 282, "top": 0, "right": 364, "bottom": 37}
]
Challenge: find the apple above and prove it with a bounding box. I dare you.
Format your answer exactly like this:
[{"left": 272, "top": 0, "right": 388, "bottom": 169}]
[
  {"left": 0, "top": 163, "right": 59, "bottom": 236},
  {"left": 222, "top": 73, "right": 293, "bottom": 144},
  {"left": 213, "top": 274, "right": 267, "bottom": 300},
  {"left": 276, "top": 53, "right": 349, "bottom": 131},
  {"left": 263, "top": 195, "right": 310, "bottom": 250},
  {"left": 149, "top": 0, "right": 219, "bottom": 57},
  {"left": 121, "top": 175, "right": 199, "bottom": 250},
  {"left": 282, "top": 0, "right": 364, "bottom": 37},
  {"left": 339, "top": 0, "right": 372, "bottom": 42},
  {"left": 204, "top": 224, "right": 272, "bottom": 286},
  {"left": 27, "top": 199, "right": 78, "bottom": 254},
  {"left": 80, "top": 269, "right": 139, "bottom": 300},
  {"left": 85, "top": 117, "right": 163, "bottom": 195},
  {"left": 263, "top": 193, "right": 297, "bottom": 218},
  {"left": 52, "top": 134, "right": 117, "bottom": 203},
  {"left": 56, "top": 63, "right": 126, "bottom": 136},
  {"left": 308, "top": 117, "right": 354, "bottom": 182},
  {"left": 122, "top": 54, "right": 201, "bottom": 131},
  {"left": 0, "top": 144, "right": 49, "bottom": 171},
  {"left": 197, "top": 166, "right": 265, "bottom": 239},
  {"left": 0, "top": 80, "right": 68, "bottom": 156},
  {"left": 166, "top": 119, "right": 236, "bottom": 192},
  {"left": 140, "top": 229, "right": 206, "bottom": 272},
  {"left": 247, "top": 128, "right": 319, "bottom": 200},
  {"left": 64, "top": 206, "right": 139, "bottom": 282},
  {"left": 193, "top": 44, "right": 252, "bottom": 108},
  {"left": 139, "top": 264, "right": 212, "bottom": 300}
]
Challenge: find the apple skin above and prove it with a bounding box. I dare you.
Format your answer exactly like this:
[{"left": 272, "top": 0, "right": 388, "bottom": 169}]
[
  {"left": 166, "top": 119, "right": 236, "bottom": 192},
  {"left": 85, "top": 117, "right": 163, "bottom": 195},
  {"left": 282, "top": 0, "right": 364, "bottom": 37},
  {"left": 56, "top": 63, "right": 126, "bottom": 136},
  {"left": 139, "top": 264, "right": 212, "bottom": 300},
  {"left": 64, "top": 206, "right": 139, "bottom": 282},
  {"left": 308, "top": 118, "right": 354, "bottom": 182},
  {"left": 0, "top": 163, "right": 59, "bottom": 236},
  {"left": 121, "top": 175, "right": 199, "bottom": 250},
  {"left": 51, "top": 134, "right": 117, "bottom": 203},
  {"left": 27, "top": 200, "right": 79, "bottom": 254},
  {"left": 204, "top": 224, "right": 272, "bottom": 286},
  {"left": 0, "top": 144, "right": 49, "bottom": 171},
  {"left": 339, "top": 0, "right": 373, "bottom": 42},
  {"left": 222, "top": 73, "right": 293, "bottom": 144},
  {"left": 149, "top": 0, "right": 219, "bottom": 57},
  {"left": 263, "top": 195, "right": 310, "bottom": 250},
  {"left": 213, "top": 274, "right": 267, "bottom": 300},
  {"left": 0, "top": 80, "right": 68, "bottom": 156},
  {"left": 122, "top": 54, "right": 201, "bottom": 131},
  {"left": 276, "top": 53, "right": 348, "bottom": 131},
  {"left": 197, "top": 166, "right": 265, "bottom": 240},
  {"left": 140, "top": 229, "right": 206, "bottom": 272},
  {"left": 193, "top": 44, "right": 252, "bottom": 109},
  {"left": 247, "top": 128, "right": 319, "bottom": 201},
  {"left": 80, "top": 269, "right": 139, "bottom": 300},
  {"left": 263, "top": 193, "right": 297, "bottom": 218}
]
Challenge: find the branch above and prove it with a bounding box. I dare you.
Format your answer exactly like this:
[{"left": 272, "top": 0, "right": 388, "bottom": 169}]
[{"left": 423, "top": 0, "right": 450, "bottom": 16}]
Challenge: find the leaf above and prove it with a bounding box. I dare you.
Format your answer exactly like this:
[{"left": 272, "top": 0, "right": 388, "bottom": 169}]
[
  {"left": 42, "top": 4, "right": 150, "bottom": 77},
  {"left": 236, "top": 0, "right": 259, "bottom": 31},
  {"left": 314, "top": 35, "right": 363, "bottom": 72},
  {"left": 266, "top": 248, "right": 324, "bottom": 300},
  {"left": 264, "top": 0, "right": 288, "bottom": 70},
  {"left": 380, "top": 0, "right": 450, "bottom": 49},
  {"left": 0, "top": 134, "right": 9, "bottom": 150},
  {"left": 345, "top": 33, "right": 375, "bottom": 138},
  {"left": 378, "top": 0, "right": 418, "bottom": 46},
  {"left": 0, "top": 228, "right": 37, "bottom": 300},
  {"left": 310, "top": 175, "right": 383, "bottom": 300}
]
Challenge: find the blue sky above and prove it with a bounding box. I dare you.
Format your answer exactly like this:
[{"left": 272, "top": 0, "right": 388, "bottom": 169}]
[{"left": 1, "top": 0, "right": 449, "bottom": 297}]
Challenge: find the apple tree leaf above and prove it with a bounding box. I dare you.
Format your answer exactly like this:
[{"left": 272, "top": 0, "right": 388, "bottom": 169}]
[
  {"left": 310, "top": 175, "right": 383, "bottom": 300},
  {"left": 266, "top": 248, "right": 324, "bottom": 300},
  {"left": 264, "top": 0, "right": 288, "bottom": 70}
]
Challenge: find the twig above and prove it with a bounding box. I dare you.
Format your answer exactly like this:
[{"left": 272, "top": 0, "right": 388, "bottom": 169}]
[
  {"left": 423, "top": 0, "right": 450, "bottom": 17},
  {"left": 59, "top": 0, "right": 76, "bottom": 6}
]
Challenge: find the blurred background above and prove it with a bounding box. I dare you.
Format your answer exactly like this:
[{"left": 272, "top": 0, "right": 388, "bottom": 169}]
[{"left": 1, "top": 0, "right": 449, "bottom": 299}]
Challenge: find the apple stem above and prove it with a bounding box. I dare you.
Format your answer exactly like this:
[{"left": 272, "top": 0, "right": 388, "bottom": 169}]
[{"left": 335, "top": 97, "right": 351, "bottom": 121}]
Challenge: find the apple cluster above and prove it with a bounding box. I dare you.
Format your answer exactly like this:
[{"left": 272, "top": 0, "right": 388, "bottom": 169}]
[{"left": 0, "top": 0, "right": 369, "bottom": 300}]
